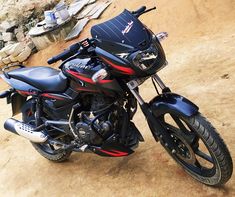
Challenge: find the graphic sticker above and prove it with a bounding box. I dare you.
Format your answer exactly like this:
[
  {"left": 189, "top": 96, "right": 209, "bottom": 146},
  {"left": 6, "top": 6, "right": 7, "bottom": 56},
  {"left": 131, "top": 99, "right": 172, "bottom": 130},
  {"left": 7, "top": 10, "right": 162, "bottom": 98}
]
[{"left": 122, "top": 21, "right": 134, "bottom": 35}]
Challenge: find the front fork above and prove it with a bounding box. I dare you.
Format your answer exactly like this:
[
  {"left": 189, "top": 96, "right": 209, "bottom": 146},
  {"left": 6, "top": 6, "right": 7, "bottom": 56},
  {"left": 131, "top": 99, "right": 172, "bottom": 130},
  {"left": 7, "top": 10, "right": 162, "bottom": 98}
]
[
  {"left": 126, "top": 74, "right": 169, "bottom": 104},
  {"left": 126, "top": 74, "right": 178, "bottom": 152}
]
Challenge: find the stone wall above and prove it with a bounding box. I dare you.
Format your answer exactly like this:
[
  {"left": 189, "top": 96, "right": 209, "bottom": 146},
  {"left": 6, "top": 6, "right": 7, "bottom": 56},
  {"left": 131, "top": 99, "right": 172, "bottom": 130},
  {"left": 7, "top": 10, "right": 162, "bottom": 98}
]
[{"left": 0, "top": 0, "right": 60, "bottom": 49}]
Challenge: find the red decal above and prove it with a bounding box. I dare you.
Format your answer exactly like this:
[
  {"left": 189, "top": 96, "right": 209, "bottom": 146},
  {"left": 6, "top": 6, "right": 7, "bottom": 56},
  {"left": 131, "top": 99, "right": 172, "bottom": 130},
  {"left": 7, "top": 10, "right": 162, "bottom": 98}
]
[
  {"left": 17, "top": 90, "right": 33, "bottom": 96},
  {"left": 99, "top": 149, "right": 128, "bottom": 157},
  {"left": 98, "top": 79, "right": 113, "bottom": 84},
  {"left": 67, "top": 70, "right": 95, "bottom": 84},
  {"left": 76, "top": 87, "right": 99, "bottom": 92},
  {"left": 41, "top": 93, "right": 64, "bottom": 100},
  {"left": 27, "top": 110, "right": 33, "bottom": 117},
  {"left": 100, "top": 57, "right": 135, "bottom": 75}
]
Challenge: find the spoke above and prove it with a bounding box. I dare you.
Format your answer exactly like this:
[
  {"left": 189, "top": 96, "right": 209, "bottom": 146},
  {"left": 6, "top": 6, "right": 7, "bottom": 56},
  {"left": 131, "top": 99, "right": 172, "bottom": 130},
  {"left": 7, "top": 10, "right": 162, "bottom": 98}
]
[
  {"left": 171, "top": 115, "right": 190, "bottom": 134},
  {"left": 49, "top": 144, "right": 55, "bottom": 151},
  {"left": 195, "top": 149, "right": 213, "bottom": 163},
  {"left": 188, "top": 134, "right": 200, "bottom": 147},
  {"left": 194, "top": 159, "right": 202, "bottom": 169},
  {"left": 169, "top": 116, "right": 198, "bottom": 143}
]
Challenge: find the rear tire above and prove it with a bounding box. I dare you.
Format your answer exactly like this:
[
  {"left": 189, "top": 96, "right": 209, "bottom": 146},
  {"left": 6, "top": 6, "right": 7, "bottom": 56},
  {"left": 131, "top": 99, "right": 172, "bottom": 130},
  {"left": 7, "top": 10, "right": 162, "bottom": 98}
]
[
  {"left": 22, "top": 99, "right": 72, "bottom": 162},
  {"left": 31, "top": 142, "right": 72, "bottom": 162}
]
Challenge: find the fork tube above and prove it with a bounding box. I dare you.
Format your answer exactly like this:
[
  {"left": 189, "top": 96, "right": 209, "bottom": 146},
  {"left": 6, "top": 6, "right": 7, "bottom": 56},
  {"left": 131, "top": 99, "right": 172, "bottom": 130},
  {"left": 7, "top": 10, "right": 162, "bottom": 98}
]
[
  {"left": 152, "top": 74, "right": 167, "bottom": 90},
  {"left": 129, "top": 88, "right": 145, "bottom": 105},
  {"left": 126, "top": 80, "right": 145, "bottom": 105}
]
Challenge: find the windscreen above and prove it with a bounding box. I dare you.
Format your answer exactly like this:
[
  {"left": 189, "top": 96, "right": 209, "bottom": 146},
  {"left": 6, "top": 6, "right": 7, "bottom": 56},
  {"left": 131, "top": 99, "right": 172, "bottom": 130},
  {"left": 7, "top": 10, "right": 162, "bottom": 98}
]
[{"left": 91, "top": 9, "right": 152, "bottom": 51}]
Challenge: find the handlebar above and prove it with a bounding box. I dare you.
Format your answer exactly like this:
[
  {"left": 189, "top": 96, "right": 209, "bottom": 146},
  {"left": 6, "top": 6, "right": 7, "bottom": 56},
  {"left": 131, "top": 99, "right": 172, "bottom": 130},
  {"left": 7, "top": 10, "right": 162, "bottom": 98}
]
[
  {"left": 132, "top": 6, "right": 146, "bottom": 15},
  {"left": 47, "top": 7, "right": 156, "bottom": 65},
  {"left": 47, "top": 43, "right": 80, "bottom": 64},
  {"left": 132, "top": 6, "right": 156, "bottom": 17}
]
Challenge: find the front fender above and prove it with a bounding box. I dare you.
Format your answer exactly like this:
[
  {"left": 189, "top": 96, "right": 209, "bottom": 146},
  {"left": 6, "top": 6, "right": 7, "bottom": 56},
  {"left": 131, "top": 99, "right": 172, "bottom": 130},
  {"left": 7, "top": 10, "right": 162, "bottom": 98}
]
[{"left": 149, "top": 93, "right": 199, "bottom": 118}]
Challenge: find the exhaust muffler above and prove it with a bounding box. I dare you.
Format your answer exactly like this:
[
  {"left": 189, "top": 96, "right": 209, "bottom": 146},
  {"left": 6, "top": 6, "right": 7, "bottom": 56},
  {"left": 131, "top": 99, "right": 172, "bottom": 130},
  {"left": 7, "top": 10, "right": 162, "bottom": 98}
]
[{"left": 4, "top": 118, "right": 48, "bottom": 143}]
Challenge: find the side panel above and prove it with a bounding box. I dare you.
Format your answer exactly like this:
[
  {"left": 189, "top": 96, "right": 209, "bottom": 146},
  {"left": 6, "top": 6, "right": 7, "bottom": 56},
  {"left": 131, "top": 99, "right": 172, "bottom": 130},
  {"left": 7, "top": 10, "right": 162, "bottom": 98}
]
[
  {"left": 149, "top": 93, "right": 199, "bottom": 117},
  {"left": 42, "top": 88, "right": 79, "bottom": 119}
]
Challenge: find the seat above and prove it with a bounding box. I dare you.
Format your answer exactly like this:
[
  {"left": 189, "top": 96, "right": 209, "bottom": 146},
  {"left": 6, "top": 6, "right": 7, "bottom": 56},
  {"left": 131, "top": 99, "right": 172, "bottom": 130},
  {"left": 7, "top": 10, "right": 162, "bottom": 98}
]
[{"left": 8, "top": 66, "right": 67, "bottom": 92}]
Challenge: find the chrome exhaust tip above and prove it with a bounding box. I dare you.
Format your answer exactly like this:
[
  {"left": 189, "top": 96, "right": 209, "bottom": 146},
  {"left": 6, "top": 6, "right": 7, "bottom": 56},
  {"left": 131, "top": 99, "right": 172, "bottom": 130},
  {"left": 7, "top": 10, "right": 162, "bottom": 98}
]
[{"left": 4, "top": 118, "right": 48, "bottom": 143}]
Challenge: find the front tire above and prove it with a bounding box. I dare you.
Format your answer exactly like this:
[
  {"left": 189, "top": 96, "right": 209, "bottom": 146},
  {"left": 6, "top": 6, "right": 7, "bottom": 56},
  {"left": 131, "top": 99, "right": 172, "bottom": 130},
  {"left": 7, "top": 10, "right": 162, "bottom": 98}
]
[{"left": 159, "top": 112, "right": 233, "bottom": 186}]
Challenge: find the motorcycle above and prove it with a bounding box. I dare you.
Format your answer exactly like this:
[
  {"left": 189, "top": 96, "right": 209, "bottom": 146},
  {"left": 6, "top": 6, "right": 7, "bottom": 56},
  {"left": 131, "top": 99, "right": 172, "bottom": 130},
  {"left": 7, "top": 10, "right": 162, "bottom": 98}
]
[{"left": 0, "top": 6, "right": 232, "bottom": 186}]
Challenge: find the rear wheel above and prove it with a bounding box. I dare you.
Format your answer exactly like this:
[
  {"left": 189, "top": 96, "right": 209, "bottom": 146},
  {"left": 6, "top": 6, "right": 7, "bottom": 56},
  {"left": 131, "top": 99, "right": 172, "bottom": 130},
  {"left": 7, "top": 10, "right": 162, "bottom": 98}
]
[
  {"left": 31, "top": 136, "right": 72, "bottom": 162},
  {"left": 159, "top": 112, "right": 233, "bottom": 186},
  {"left": 22, "top": 100, "right": 72, "bottom": 162}
]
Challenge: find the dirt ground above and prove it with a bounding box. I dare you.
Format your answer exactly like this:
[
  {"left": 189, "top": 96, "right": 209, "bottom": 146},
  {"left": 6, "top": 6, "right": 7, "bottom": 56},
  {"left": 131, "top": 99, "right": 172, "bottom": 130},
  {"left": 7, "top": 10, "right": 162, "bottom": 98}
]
[{"left": 0, "top": 0, "right": 235, "bottom": 196}]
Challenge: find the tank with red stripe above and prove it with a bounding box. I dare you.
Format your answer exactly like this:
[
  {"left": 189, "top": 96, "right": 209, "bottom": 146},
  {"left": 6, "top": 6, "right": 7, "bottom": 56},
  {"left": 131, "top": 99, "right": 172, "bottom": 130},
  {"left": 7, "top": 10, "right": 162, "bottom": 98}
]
[{"left": 62, "top": 58, "right": 124, "bottom": 96}]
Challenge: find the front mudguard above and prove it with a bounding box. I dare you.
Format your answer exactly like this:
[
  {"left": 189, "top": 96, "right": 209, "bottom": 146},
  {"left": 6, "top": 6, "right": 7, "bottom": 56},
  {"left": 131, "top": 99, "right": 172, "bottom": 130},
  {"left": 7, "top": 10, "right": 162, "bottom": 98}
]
[{"left": 149, "top": 93, "right": 199, "bottom": 118}]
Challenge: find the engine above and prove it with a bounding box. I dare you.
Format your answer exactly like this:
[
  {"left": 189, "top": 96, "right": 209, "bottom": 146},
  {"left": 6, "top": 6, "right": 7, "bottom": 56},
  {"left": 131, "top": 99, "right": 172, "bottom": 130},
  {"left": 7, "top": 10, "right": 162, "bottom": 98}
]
[{"left": 75, "top": 95, "right": 120, "bottom": 145}]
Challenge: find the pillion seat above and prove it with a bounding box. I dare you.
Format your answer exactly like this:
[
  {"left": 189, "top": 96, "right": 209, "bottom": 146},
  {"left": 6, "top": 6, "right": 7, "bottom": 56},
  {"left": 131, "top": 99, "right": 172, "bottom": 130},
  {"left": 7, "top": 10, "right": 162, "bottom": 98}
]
[{"left": 8, "top": 66, "right": 67, "bottom": 92}]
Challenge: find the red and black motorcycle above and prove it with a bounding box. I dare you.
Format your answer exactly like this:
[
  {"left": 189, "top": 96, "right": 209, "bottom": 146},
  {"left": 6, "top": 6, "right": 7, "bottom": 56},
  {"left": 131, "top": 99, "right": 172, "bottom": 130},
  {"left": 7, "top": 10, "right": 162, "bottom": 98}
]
[{"left": 0, "top": 6, "right": 232, "bottom": 186}]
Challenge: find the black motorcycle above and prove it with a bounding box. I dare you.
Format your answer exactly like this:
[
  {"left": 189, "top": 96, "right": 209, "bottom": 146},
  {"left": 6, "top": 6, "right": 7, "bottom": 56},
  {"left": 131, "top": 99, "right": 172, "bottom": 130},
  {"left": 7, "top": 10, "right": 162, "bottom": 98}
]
[{"left": 0, "top": 6, "right": 232, "bottom": 186}]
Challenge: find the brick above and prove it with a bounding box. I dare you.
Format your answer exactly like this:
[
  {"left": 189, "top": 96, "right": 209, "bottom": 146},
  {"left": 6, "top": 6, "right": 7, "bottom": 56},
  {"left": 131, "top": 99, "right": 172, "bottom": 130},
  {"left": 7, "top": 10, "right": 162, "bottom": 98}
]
[
  {"left": 3, "top": 44, "right": 15, "bottom": 55},
  {"left": 0, "top": 58, "right": 4, "bottom": 67},
  {"left": 2, "top": 56, "right": 11, "bottom": 65},
  {"left": 2, "top": 32, "right": 14, "bottom": 42},
  {"left": 0, "top": 21, "right": 18, "bottom": 32},
  {"left": 9, "top": 43, "right": 25, "bottom": 57},
  {"left": 16, "top": 32, "right": 26, "bottom": 42},
  {"left": 0, "top": 48, "right": 8, "bottom": 58},
  {"left": 9, "top": 55, "right": 18, "bottom": 63},
  {"left": 16, "top": 46, "right": 31, "bottom": 62}
]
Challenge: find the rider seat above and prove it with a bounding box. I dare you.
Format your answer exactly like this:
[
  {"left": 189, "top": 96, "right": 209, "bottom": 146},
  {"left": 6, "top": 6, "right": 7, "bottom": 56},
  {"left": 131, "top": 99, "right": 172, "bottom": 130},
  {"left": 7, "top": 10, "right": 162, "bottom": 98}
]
[{"left": 8, "top": 66, "right": 67, "bottom": 92}]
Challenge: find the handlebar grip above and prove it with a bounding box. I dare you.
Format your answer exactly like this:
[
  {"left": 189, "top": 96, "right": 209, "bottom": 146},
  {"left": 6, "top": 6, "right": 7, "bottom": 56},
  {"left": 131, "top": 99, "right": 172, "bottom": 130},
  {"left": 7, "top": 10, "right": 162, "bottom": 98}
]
[
  {"left": 133, "top": 6, "right": 146, "bottom": 14},
  {"left": 47, "top": 43, "right": 80, "bottom": 64},
  {"left": 69, "top": 43, "right": 80, "bottom": 52},
  {"left": 47, "top": 50, "right": 71, "bottom": 64},
  {"left": 47, "top": 57, "right": 56, "bottom": 65}
]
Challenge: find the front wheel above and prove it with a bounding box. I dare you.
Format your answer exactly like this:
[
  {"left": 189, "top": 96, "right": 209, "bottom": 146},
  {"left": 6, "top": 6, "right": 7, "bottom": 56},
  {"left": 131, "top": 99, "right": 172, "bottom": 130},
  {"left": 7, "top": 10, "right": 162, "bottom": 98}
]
[{"left": 159, "top": 112, "right": 233, "bottom": 186}]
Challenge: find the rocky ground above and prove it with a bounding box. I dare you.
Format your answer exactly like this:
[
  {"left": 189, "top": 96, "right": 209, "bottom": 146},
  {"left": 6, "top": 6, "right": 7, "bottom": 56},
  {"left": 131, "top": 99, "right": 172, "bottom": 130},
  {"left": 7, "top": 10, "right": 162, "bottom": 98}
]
[{"left": 0, "top": 0, "right": 235, "bottom": 196}]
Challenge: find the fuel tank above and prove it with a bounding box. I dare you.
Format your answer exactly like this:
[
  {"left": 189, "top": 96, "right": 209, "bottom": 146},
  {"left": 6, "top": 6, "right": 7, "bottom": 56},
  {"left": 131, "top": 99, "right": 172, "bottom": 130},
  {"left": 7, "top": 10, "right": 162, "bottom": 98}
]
[{"left": 62, "top": 58, "right": 124, "bottom": 96}]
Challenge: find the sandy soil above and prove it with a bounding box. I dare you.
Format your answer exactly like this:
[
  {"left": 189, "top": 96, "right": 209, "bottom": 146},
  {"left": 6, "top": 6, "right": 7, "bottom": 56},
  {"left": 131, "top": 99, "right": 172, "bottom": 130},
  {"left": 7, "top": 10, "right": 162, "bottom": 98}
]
[{"left": 0, "top": 0, "right": 235, "bottom": 196}]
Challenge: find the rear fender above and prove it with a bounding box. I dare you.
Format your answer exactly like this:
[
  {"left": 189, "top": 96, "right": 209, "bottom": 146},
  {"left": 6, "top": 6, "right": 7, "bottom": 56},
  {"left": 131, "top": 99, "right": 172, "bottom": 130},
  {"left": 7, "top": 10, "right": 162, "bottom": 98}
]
[
  {"left": 149, "top": 93, "right": 199, "bottom": 118},
  {"left": 1, "top": 73, "right": 39, "bottom": 116},
  {"left": 11, "top": 93, "right": 27, "bottom": 116},
  {"left": 0, "top": 90, "right": 27, "bottom": 116}
]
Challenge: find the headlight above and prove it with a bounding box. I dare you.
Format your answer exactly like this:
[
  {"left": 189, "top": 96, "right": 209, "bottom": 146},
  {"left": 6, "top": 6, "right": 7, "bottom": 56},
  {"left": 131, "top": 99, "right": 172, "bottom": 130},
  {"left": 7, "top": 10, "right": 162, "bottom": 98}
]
[{"left": 130, "top": 43, "right": 159, "bottom": 71}]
